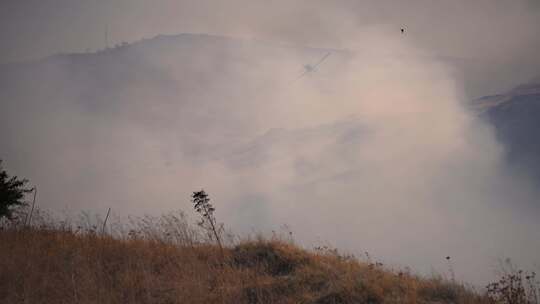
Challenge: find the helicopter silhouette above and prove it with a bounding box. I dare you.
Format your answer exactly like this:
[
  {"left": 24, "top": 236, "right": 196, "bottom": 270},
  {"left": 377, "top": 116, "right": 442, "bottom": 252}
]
[{"left": 296, "top": 52, "right": 331, "bottom": 80}]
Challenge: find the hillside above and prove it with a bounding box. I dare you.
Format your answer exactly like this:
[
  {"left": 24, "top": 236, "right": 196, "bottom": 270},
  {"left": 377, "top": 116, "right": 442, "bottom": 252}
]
[
  {"left": 473, "top": 80, "right": 540, "bottom": 180},
  {"left": 0, "top": 223, "right": 487, "bottom": 304}
]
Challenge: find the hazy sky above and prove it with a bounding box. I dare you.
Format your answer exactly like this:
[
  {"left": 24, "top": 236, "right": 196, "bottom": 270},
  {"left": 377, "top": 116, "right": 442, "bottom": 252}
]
[
  {"left": 2, "top": 0, "right": 540, "bottom": 97},
  {"left": 2, "top": 0, "right": 540, "bottom": 63}
]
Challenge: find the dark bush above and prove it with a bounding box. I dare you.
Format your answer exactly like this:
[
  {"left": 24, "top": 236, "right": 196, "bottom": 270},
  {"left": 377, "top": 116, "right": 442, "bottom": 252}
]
[
  {"left": 232, "top": 241, "right": 311, "bottom": 276},
  {"left": 0, "top": 160, "right": 32, "bottom": 220}
]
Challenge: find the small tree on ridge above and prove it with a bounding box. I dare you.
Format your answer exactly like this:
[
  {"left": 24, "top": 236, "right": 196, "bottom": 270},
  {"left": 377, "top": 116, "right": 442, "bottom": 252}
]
[
  {"left": 192, "top": 190, "right": 223, "bottom": 252},
  {"left": 0, "top": 160, "right": 32, "bottom": 220}
]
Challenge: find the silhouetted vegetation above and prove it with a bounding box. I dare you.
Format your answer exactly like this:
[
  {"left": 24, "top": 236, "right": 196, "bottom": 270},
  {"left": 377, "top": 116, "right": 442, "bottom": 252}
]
[
  {"left": 0, "top": 160, "right": 32, "bottom": 220},
  {"left": 486, "top": 261, "right": 539, "bottom": 304},
  {"left": 192, "top": 190, "right": 223, "bottom": 252}
]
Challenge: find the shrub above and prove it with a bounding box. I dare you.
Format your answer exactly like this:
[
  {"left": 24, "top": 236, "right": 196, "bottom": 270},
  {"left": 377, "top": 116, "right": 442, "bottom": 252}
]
[
  {"left": 486, "top": 264, "right": 539, "bottom": 304},
  {"left": 0, "top": 160, "right": 32, "bottom": 220}
]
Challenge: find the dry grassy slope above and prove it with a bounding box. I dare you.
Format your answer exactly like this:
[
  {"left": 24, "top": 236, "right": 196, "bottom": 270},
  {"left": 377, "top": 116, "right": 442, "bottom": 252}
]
[{"left": 0, "top": 228, "right": 488, "bottom": 304}]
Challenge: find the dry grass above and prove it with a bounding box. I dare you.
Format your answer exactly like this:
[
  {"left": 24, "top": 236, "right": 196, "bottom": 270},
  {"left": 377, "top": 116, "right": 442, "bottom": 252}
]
[{"left": 0, "top": 214, "right": 490, "bottom": 304}]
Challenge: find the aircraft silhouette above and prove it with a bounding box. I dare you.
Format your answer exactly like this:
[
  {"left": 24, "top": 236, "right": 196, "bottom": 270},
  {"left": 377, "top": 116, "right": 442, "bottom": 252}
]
[{"left": 296, "top": 52, "right": 331, "bottom": 80}]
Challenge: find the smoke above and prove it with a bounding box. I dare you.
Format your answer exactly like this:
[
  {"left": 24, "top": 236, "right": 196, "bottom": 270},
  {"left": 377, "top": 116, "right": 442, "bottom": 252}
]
[{"left": 1, "top": 0, "right": 540, "bottom": 285}]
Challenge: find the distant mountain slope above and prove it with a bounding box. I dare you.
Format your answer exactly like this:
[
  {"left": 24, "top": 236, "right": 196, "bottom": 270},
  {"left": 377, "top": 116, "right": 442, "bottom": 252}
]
[
  {"left": 2, "top": 33, "right": 539, "bottom": 193},
  {"left": 0, "top": 33, "right": 357, "bottom": 213},
  {"left": 2, "top": 33, "right": 539, "bottom": 188},
  {"left": 0, "top": 34, "right": 340, "bottom": 156},
  {"left": 473, "top": 79, "right": 540, "bottom": 179}
]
